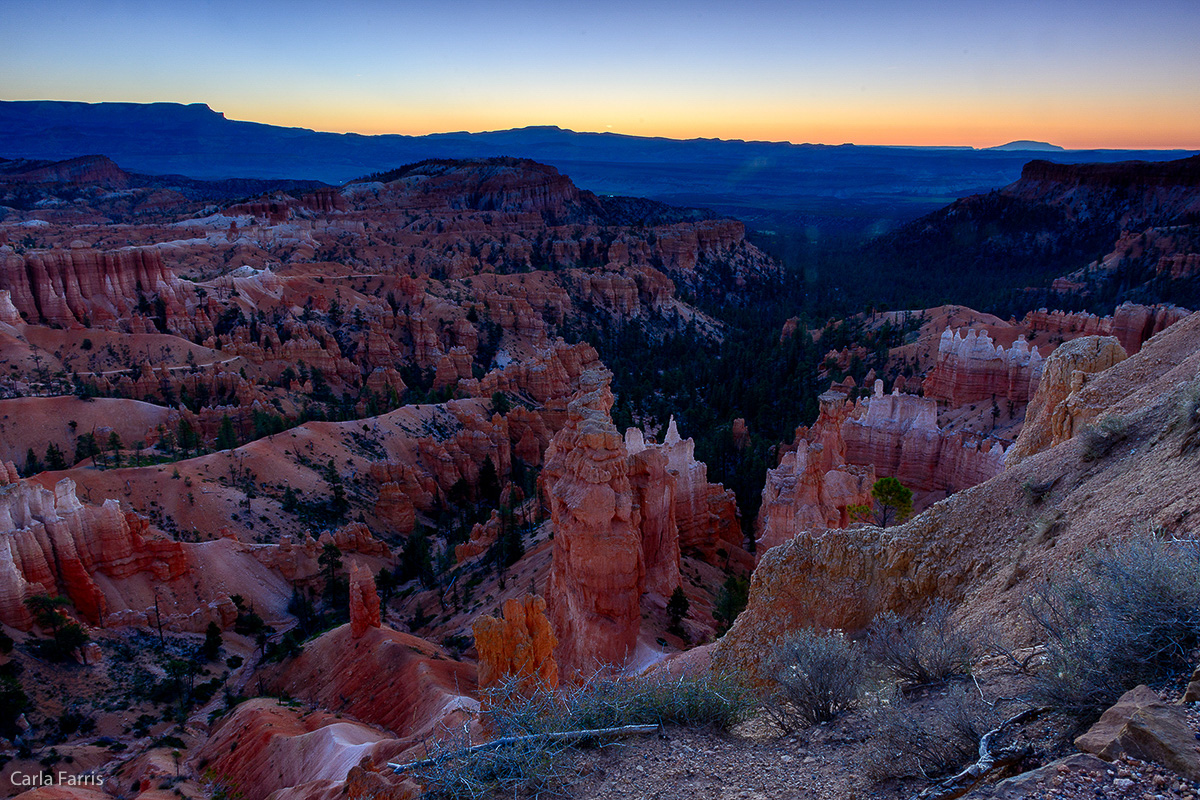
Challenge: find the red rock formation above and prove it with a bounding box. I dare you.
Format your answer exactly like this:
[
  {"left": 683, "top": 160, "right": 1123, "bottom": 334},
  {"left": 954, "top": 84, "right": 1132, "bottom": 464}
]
[
  {"left": 626, "top": 444, "right": 681, "bottom": 596},
  {"left": 349, "top": 560, "right": 382, "bottom": 638},
  {"left": 195, "top": 699, "right": 414, "bottom": 800},
  {"left": 0, "top": 475, "right": 186, "bottom": 628},
  {"left": 843, "top": 381, "right": 1007, "bottom": 493},
  {"left": 628, "top": 419, "right": 751, "bottom": 574},
  {"left": 544, "top": 369, "right": 645, "bottom": 675},
  {"left": 756, "top": 392, "right": 875, "bottom": 553},
  {"left": 375, "top": 482, "right": 416, "bottom": 535},
  {"left": 0, "top": 245, "right": 193, "bottom": 331},
  {"left": 1022, "top": 303, "right": 1189, "bottom": 356},
  {"left": 1007, "top": 335, "right": 1129, "bottom": 466},
  {"left": 261, "top": 623, "right": 477, "bottom": 741},
  {"left": 923, "top": 328, "right": 1044, "bottom": 407},
  {"left": 455, "top": 510, "right": 502, "bottom": 562},
  {"left": 473, "top": 595, "right": 559, "bottom": 691}
]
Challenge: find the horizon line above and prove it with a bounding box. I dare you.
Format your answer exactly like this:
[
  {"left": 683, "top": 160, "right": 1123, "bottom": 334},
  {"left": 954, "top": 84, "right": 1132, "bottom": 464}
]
[{"left": 5, "top": 98, "right": 1199, "bottom": 153}]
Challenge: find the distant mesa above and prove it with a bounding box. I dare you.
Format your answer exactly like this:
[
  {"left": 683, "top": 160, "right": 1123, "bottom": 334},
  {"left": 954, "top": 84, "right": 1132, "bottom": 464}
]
[{"left": 989, "top": 140, "right": 1066, "bottom": 152}]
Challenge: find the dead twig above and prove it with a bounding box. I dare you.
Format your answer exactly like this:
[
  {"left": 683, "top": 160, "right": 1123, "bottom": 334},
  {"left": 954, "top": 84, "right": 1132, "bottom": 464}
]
[
  {"left": 389, "top": 723, "right": 661, "bottom": 774},
  {"left": 912, "top": 707, "right": 1049, "bottom": 800}
]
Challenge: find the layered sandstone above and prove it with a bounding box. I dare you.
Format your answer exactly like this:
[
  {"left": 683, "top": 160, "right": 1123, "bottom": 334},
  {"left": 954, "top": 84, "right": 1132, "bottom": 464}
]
[
  {"left": 349, "top": 560, "right": 382, "bottom": 638},
  {"left": 1006, "top": 335, "right": 1128, "bottom": 466},
  {"left": 756, "top": 391, "right": 875, "bottom": 553},
  {"left": 923, "top": 329, "right": 1044, "bottom": 407},
  {"left": 843, "top": 381, "right": 1007, "bottom": 493},
  {"left": 627, "top": 419, "right": 751, "bottom": 574},
  {"left": 0, "top": 474, "right": 186, "bottom": 628},
  {"left": 0, "top": 246, "right": 194, "bottom": 331},
  {"left": 716, "top": 312, "right": 1200, "bottom": 682}
]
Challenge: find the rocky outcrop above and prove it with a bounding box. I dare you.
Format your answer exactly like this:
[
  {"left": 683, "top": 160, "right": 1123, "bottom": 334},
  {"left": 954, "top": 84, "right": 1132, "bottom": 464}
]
[
  {"left": 628, "top": 420, "right": 751, "bottom": 574},
  {"left": 261, "top": 624, "right": 476, "bottom": 742},
  {"left": 716, "top": 313, "right": 1200, "bottom": 682},
  {"left": 844, "top": 382, "right": 1007, "bottom": 492},
  {"left": 195, "top": 699, "right": 415, "bottom": 800},
  {"left": 1076, "top": 685, "right": 1200, "bottom": 781},
  {"left": 473, "top": 595, "right": 559, "bottom": 692},
  {"left": 374, "top": 482, "right": 416, "bottom": 535},
  {"left": 349, "top": 560, "right": 381, "bottom": 638},
  {"left": 0, "top": 474, "right": 186, "bottom": 629},
  {"left": 923, "top": 329, "right": 1044, "bottom": 407},
  {"left": 625, "top": 444, "right": 681, "bottom": 596},
  {"left": 543, "top": 370, "right": 645, "bottom": 675},
  {"left": 0, "top": 245, "right": 193, "bottom": 331},
  {"left": 1023, "top": 303, "right": 1189, "bottom": 356},
  {"left": 1006, "top": 336, "right": 1128, "bottom": 466},
  {"left": 756, "top": 391, "right": 875, "bottom": 553},
  {"left": 455, "top": 510, "right": 502, "bottom": 562}
]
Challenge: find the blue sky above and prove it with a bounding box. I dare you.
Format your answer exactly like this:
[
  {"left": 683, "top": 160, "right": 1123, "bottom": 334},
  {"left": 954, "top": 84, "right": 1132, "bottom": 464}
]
[{"left": 3, "top": 0, "right": 1198, "bottom": 147}]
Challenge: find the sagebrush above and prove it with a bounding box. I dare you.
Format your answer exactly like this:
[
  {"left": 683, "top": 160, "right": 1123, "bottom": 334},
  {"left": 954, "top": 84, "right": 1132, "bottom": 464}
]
[
  {"left": 866, "top": 685, "right": 997, "bottom": 782},
  {"left": 867, "top": 599, "right": 975, "bottom": 687},
  {"left": 1028, "top": 535, "right": 1200, "bottom": 721},
  {"left": 412, "top": 672, "right": 752, "bottom": 798},
  {"left": 765, "top": 628, "right": 866, "bottom": 730}
]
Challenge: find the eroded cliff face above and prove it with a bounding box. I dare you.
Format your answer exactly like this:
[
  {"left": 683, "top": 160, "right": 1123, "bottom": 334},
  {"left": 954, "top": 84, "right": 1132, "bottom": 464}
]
[
  {"left": 0, "top": 244, "right": 198, "bottom": 333},
  {"left": 716, "top": 312, "right": 1200, "bottom": 682},
  {"left": 756, "top": 391, "right": 875, "bottom": 553},
  {"left": 843, "top": 382, "right": 1007, "bottom": 493},
  {"left": 473, "top": 594, "right": 559, "bottom": 692},
  {"left": 656, "top": 420, "right": 750, "bottom": 574},
  {"left": 1006, "top": 335, "right": 1129, "bottom": 466},
  {"left": 923, "top": 328, "right": 1044, "bottom": 407},
  {"left": 0, "top": 470, "right": 186, "bottom": 628}
]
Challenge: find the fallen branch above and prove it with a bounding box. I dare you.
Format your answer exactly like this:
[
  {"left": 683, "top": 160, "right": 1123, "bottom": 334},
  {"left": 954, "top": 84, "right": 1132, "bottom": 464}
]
[
  {"left": 912, "top": 706, "right": 1049, "bottom": 800},
  {"left": 389, "top": 723, "right": 661, "bottom": 774}
]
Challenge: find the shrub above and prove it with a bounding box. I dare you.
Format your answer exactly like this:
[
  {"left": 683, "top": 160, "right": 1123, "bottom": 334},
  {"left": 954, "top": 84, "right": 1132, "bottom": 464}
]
[
  {"left": 765, "top": 628, "right": 866, "bottom": 729},
  {"left": 1028, "top": 535, "right": 1200, "bottom": 721},
  {"left": 484, "top": 671, "right": 752, "bottom": 736},
  {"left": 410, "top": 673, "right": 751, "bottom": 798},
  {"left": 867, "top": 599, "right": 975, "bottom": 688},
  {"left": 1079, "top": 415, "right": 1128, "bottom": 462},
  {"left": 867, "top": 685, "right": 996, "bottom": 781}
]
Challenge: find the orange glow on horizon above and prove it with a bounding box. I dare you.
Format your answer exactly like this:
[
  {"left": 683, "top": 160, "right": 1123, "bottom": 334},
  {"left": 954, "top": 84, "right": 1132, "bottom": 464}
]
[{"left": 232, "top": 103, "right": 1200, "bottom": 151}]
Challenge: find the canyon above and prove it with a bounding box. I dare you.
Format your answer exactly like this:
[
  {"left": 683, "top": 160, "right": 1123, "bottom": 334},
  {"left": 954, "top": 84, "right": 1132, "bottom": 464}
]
[{"left": 0, "top": 150, "right": 1197, "bottom": 800}]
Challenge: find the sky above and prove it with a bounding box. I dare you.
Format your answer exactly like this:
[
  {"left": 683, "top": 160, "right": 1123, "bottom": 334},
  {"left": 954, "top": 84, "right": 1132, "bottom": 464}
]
[{"left": 2, "top": 0, "right": 1198, "bottom": 149}]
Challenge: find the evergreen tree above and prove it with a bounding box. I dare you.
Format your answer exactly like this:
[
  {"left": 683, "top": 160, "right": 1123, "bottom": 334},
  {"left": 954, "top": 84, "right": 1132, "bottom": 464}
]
[
  {"left": 667, "top": 586, "right": 690, "bottom": 636},
  {"left": 871, "top": 476, "right": 914, "bottom": 527},
  {"left": 107, "top": 431, "right": 123, "bottom": 467},
  {"left": 23, "top": 447, "right": 42, "bottom": 477},
  {"left": 216, "top": 415, "right": 239, "bottom": 450},
  {"left": 201, "top": 621, "right": 222, "bottom": 661},
  {"left": 45, "top": 442, "right": 67, "bottom": 471}
]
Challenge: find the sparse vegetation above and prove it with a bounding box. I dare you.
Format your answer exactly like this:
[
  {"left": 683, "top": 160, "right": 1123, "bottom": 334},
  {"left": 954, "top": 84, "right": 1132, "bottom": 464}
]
[
  {"left": 867, "top": 599, "right": 975, "bottom": 688},
  {"left": 765, "top": 628, "right": 867, "bottom": 729},
  {"left": 1079, "top": 414, "right": 1128, "bottom": 461},
  {"left": 870, "top": 476, "right": 914, "bottom": 527},
  {"left": 867, "top": 685, "right": 997, "bottom": 781},
  {"left": 410, "top": 672, "right": 752, "bottom": 798},
  {"left": 1027, "top": 535, "right": 1200, "bottom": 722}
]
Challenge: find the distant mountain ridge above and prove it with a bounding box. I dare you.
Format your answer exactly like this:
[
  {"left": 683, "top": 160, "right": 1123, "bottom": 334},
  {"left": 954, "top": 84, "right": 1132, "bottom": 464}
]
[
  {"left": 990, "top": 140, "right": 1065, "bottom": 152},
  {"left": 0, "top": 100, "right": 1195, "bottom": 234}
]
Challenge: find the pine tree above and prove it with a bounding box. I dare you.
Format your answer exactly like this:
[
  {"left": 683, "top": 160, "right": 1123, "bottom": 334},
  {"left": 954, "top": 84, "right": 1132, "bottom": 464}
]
[{"left": 216, "top": 415, "right": 239, "bottom": 450}]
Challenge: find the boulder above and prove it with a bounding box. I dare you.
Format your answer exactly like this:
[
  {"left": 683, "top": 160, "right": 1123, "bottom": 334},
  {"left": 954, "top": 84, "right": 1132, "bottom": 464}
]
[{"left": 1075, "top": 685, "right": 1200, "bottom": 780}]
